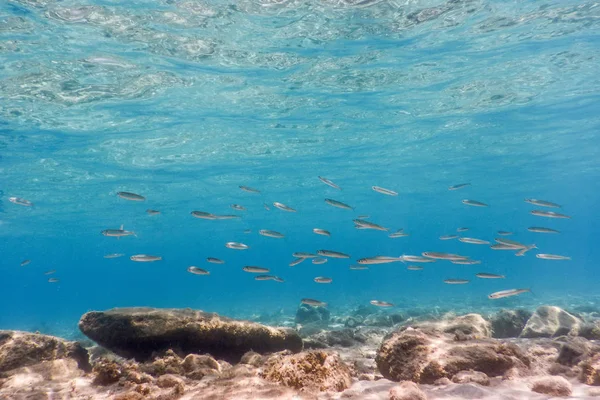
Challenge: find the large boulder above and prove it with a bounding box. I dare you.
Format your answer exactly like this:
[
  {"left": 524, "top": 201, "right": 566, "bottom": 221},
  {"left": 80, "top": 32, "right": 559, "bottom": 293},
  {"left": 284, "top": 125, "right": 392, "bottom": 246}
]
[
  {"left": 520, "top": 306, "right": 581, "bottom": 338},
  {"left": 491, "top": 309, "right": 532, "bottom": 338},
  {"left": 79, "top": 307, "right": 303, "bottom": 362},
  {"left": 0, "top": 330, "right": 90, "bottom": 374}
]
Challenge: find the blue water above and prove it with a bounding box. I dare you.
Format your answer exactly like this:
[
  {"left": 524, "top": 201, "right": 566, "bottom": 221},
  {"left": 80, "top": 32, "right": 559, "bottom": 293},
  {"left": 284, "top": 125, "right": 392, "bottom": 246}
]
[{"left": 1, "top": 0, "right": 600, "bottom": 337}]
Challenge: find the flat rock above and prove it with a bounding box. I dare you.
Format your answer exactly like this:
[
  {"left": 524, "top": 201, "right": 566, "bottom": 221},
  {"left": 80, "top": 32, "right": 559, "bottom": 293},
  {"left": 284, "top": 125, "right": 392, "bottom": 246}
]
[
  {"left": 520, "top": 306, "right": 581, "bottom": 338},
  {"left": 79, "top": 307, "right": 303, "bottom": 362}
]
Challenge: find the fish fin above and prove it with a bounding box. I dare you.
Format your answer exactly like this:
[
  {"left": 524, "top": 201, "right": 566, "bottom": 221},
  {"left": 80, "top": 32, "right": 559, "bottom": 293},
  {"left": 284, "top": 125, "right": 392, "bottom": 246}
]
[{"left": 400, "top": 254, "right": 406, "bottom": 264}]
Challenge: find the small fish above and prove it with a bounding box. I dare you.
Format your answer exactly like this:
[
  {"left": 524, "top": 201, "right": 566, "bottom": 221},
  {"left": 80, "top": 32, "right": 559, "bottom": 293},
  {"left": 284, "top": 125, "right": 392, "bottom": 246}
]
[
  {"left": 353, "top": 219, "right": 388, "bottom": 231},
  {"left": 370, "top": 300, "right": 394, "bottom": 307},
  {"left": 531, "top": 210, "right": 571, "bottom": 219},
  {"left": 350, "top": 265, "right": 369, "bottom": 270},
  {"left": 289, "top": 258, "right": 306, "bottom": 267},
  {"left": 313, "top": 228, "right": 331, "bottom": 236},
  {"left": 439, "top": 235, "right": 458, "bottom": 240},
  {"left": 497, "top": 231, "right": 513, "bottom": 236},
  {"left": 462, "top": 199, "right": 488, "bottom": 207},
  {"left": 244, "top": 229, "right": 252, "bottom": 234},
  {"left": 476, "top": 273, "right": 505, "bottom": 279},
  {"left": 515, "top": 245, "right": 536, "bottom": 257},
  {"left": 272, "top": 276, "right": 285, "bottom": 283},
  {"left": 318, "top": 176, "right": 341, "bottom": 190},
  {"left": 301, "top": 298, "right": 327, "bottom": 307},
  {"left": 528, "top": 227, "right": 560, "bottom": 234},
  {"left": 407, "top": 265, "right": 423, "bottom": 271},
  {"left": 259, "top": 229, "right": 285, "bottom": 239},
  {"left": 459, "top": 237, "right": 490, "bottom": 245},
  {"left": 240, "top": 185, "right": 261, "bottom": 193},
  {"left": 494, "top": 238, "right": 528, "bottom": 248},
  {"left": 422, "top": 252, "right": 469, "bottom": 261},
  {"left": 206, "top": 257, "right": 224, "bottom": 264},
  {"left": 231, "top": 204, "right": 246, "bottom": 211},
  {"left": 357, "top": 215, "right": 370, "bottom": 219},
  {"left": 20, "top": 259, "right": 31, "bottom": 267},
  {"left": 101, "top": 225, "right": 136, "bottom": 238},
  {"left": 401, "top": 255, "right": 436, "bottom": 263},
  {"left": 212, "top": 215, "right": 241, "bottom": 220},
  {"left": 314, "top": 276, "right": 333, "bottom": 284},
  {"left": 488, "top": 288, "right": 530, "bottom": 299},
  {"left": 358, "top": 256, "right": 404, "bottom": 265},
  {"left": 444, "top": 279, "right": 470, "bottom": 284},
  {"left": 243, "top": 266, "right": 270, "bottom": 273},
  {"left": 293, "top": 252, "right": 317, "bottom": 258},
  {"left": 525, "top": 199, "right": 561, "bottom": 208},
  {"left": 312, "top": 257, "right": 328, "bottom": 265},
  {"left": 255, "top": 275, "right": 284, "bottom": 282},
  {"left": 389, "top": 230, "right": 409, "bottom": 238},
  {"left": 324, "top": 198, "right": 353, "bottom": 210},
  {"left": 273, "top": 202, "right": 296, "bottom": 212},
  {"left": 448, "top": 183, "right": 471, "bottom": 190},
  {"left": 130, "top": 254, "right": 162, "bottom": 262},
  {"left": 225, "top": 242, "right": 249, "bottom": 250},
  {"left": 44, "top": 269, "right": 56, "bottom": 275},
  {"left": 264, "top": 203, "right": 270, "bottom": 211},
  {"left": 372, "top": 186, "right": 398, "bottom": 196},
  {"left": 146, "top": 209, "right": 160, "bottom": 215},
  {"left": 457, "top": 227, "right": 469, "bottom": 232},
  {"left": 117, "top": 191, "right": 145, "bottom": 201},
  {"left": 48, "top": 278, "right": 59, "bottom": 283},
  {"left": 9, "top": 197, "right": 33, "bottom": 206},
  {"left": 490, "top": 244, "right": 522, "bottom": 250},
  {"left": 536, "top": 254, "right": 571, "bottom": 260},
  {"left": 191, "top": 211, "right": 217, "bottom": 220},
  {"left": 317, "top": 249, "right": 350, "bottom": 259},
  {"left": 187, "top": 266, "right": 210, "bottom": 275},
  {"left": 451, "top": 259, "right": 481, "bottom": 265},
  {"left": 103, "top": 253, "right": 124, "bottom": 259}
]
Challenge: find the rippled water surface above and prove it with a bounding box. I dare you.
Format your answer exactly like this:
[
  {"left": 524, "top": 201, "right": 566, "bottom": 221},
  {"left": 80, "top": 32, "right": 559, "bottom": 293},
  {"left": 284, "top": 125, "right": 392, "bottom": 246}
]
[{"left": 1, "top": 0, "right": 599, "bottom": 334}]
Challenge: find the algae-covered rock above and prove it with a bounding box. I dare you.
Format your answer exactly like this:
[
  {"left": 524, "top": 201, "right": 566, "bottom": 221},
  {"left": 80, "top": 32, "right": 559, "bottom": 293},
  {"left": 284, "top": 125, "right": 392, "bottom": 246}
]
[
  {"left": 78, "top": 307, "right": 302, "bottom": 362},
  {"left": 520, "top": 306, "right": 581, "bottom": 338}
]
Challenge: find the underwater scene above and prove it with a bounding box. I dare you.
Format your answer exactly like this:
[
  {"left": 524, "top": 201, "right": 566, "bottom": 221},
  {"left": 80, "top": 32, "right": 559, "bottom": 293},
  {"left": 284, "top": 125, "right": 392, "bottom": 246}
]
[{"left": 1, "top": 0, "right": 600, "bottom": 399}]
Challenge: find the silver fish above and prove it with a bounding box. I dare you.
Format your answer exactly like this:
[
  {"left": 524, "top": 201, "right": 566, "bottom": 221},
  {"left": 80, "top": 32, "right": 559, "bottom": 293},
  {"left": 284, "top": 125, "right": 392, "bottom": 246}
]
[
  {"left": 353, "top": 219, "right": 388, "bottom": 231},
  {"left": 357, "top": 256, "right": 404, "bottom": 265},
  {"left": 130, "top": 254, "right": 162, "bottom": 262},
  {"left": 289, "top": 258, "right": 305, "bottom": 267},
  {"left": 536, "top": 254, "right": 571, "bottom": 260},
  {"left": 9, "top": 197, "right": 33, "bottom": 206},
  {"left": 350, "top": 265, "right": 369, "bottom": 270},
  {"left": 273, "top": 202, "right": 296, "bottom": 212},
  {"left": 243, "top": 266, "right": 270, "bottom": 273},
  {"left": 206, "top": 257, "right": 224, "bottom": 264},
  {"left": 272, "top": 276, "right": 285, "bottom": 283},
  {"left": 525, "top": 198, "right": 561, "bottom": 208},
  {"left": 292, "top": 252, "right": 317, "bottom": 258},
  {"left": 146, "top": 209, "right": 160, "bottom": 215},
  {"left": 457, "top": 227, "right": 469, "bottom": 232},
  {"left": 476, "top": 273, "right": 505, "bottom": 279},
  {"left": 357, "top": 215, "right": 370, "bottom": 219},
  {"left": 370, "top": 300, "right": 394, "bottom": 307},
  {"left": 226, "top": 242, "right": 249, "bottom": 250},
  {"left": 401, "top": 255, "right": 436, "bottom": 263},
  {"left": 407, "top": 265, "right": 424, "bottom": 271},
  {"left": 101, "top": 225, "right": 135, "bottom": 238},
  {"left": 528, "top": 227, "right": 560, "bottom": 234},
  {"left": 448, "top": 183, "right": 471, "bottom": 190},
  {"left": 48, "top": 278, "right": 59, "bottom": 283},
  {"left": 494, "top": 238, "right": 528, "bottom": 248},
  {"left": 240, "top": 185, "right": 261, "bottom": 193},
  {"left": 317, "top": 249, "right": 350, "bottom": 259},
  {"left": 318, "top": 176, "right": 341, "bottom": 190},
  {"left": 515, "top": 246, "right": 536, "bottom": 256},
  {"left": 372, "top": 186, "right": 398, "bottom": 196},
  {"left": 439, "top": 235, "right": 458, "bottom": 240},
  {"left": 117, "top": 191, "right": 145, "bottom": 201},
  {"left": 212, "top": 214, "right": 241, "bottom": 220},
  {"left": 491, "top": 244, "right": 522, "bottom": 250},
  {"left": 531, "top": 210, "right": 571, "bottom": 219},
  {"left": 462, "top": 199, "right": 488, "bottom": 207},
  {"left": 488, "top": 288, "right": 530, "bottom": 299},
  {"left": 20, "top": 259, "right": 31, "bottom": 267},
  {"left": 313, "top": 228, "right": 331, "bottom": 236},
  {"left": 422, "top": 252, "right": 469, "bottom": 261},
  {"left": 459, "top": 237, "right": 490, "bottom": 245},
  {"left": 444, "top": 279, "right": 470, "bottom": 284},
  {"left": 255, "top": 275, "right": 284, "bottom": 282},
  {"left": 103, "top": 253, "right": 124, "bottom": 259},
  {"left": 451, "top": 259, "right": 481, "bottom": 265},
  {"left": 497, "top": 231, "right": 513, "bottom": 236},
  {"left": 191, "top": 211, "right": 217, "bottom": 220},
  {"left": 231, "top": 204, "right": 246, "bottom": 211},
  {"left": 243, "top": 229, "right": 252, "bottom": 234},
  {"left": 259, "top": 229, "right": 285, "bottom": 239},
  {"left": 187, "top": 266, "right": 210, "bottom": 275},
  {"left": 389, "top": 230, "right": 409, "bottom": 238},
  {"left": 44, "top": 269, "right": 56, "bottom": 275},
  {"left": 264, "top": 203, "right": 270, "bottom": 210},
  {"left": 324, "top": 198, "right": 353, "bottom": 210},
  {"left": 314, "top": 276, "right": 333, "bottom": 284},
  {"left": 312, "top": 257, "right": 328, "bottom": 265},
  {"left": 301, "top": 298, "right": 327, "bottom": 307}
]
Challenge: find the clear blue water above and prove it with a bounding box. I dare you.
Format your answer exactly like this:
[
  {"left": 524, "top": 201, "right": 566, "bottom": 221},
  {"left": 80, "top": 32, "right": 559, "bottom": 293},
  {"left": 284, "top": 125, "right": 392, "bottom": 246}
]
[{"left": 1, "top": 0, "right": 599, "bottom": 337}]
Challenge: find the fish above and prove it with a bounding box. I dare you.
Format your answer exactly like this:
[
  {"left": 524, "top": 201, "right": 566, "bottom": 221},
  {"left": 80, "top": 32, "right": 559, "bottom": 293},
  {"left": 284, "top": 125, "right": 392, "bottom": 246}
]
[
  {"left": 9, "top": 197, "right": 33, "bottom": 206},
  {"left": 350, "top": 265, "right": 369, "bottom": 270},
  {"left": 231, "top": 204, "right": 246, "bottom": 211},
  {"left": 422, "top": 252, "right": 469, "bottom": 261},
  {"left": 462, "top": 199, "right": 488, "bottom": 207},
  {"left": 317, "top": 249, "right": 350, "bottom": 259},
  {"left": 263, "top": 203, "right": 270, "bottom": 211},
  {"left": 494, "top": 238, "right": 528, "bottom": 248},
  {"left": 272, "top": 276, "right": 285, "bottom": 283},
  {"left": 101, "top": 225, "right": 136, "bottom": 238},
  {"left": 191, "top": 211, "right": 217, "bottom": 220},
  {"left": 225, "top": 242, "right": 249, "bottom": 250},
  {"left": 301, "top": 298, "right": 327, "bottom": 307},
  {"left": 289, "top": 258, "right": 306, "bottom": 267},
  {"left": 458, "top": 237, "right": 490, "bottom": 245},
  {"left": 528, "top": 227, "right": 560, "bottom": 234},
  {"left": 530, "top": 210, "right": 571, "bottom": 219},
  {"left": 536, "top": 254, "right": 571, "bottom": 260},
  {"left": 444, "top": 279, "right": 470, "bottom": 284},
  {"left": 273, "top": 202, "right": 296, "bottom": 212},
  {"left": 372, "top": 186, "right": 398, "bottom": 196},
  {"left": 490, "top": 244, "right": 522, "bottom": 250},
  {"left": 255, "top": 275, "right": 284, "bottom": 282},
  {"left": 515, "top": 246, "right": 536, "bottom": 256},
  {"left": 353, "top": 219, "right": 388, "bottom": 231},
  {"left": 407, "top": 265, "right": 424, "bottom": 271},
  {"left": 457, "top": 227, "right": 469, "bottom": 232},
  {"left": 313, "top": 228, "right": 331, "bottom": 236},
  {"left": 259, "top": 229, "right": 285, "bottom": 239},
  {"left": 117, "top": 191, "right": 145, "bottom": 201},
  {"left": 20, "top": 260, "right": 31, "bottom": 267},
  {"left": 243, "top": 266, "right": 270, "bottom": 273},
  {"left": 497, "top": 231, "right": 513, "bottom": 236},
  {"left": 187, "top": 266, "right": 210, "bottom": 275},
  {"left": 324, "top": 198, "right": 353, "bottom": 210},
  {"left": 318, "top": 176, "right": 341, "bottom": 190},
  {"left": 370, "top": 300, "right": 394, "bottom": 307},
  {"left": 312, "top": 258, "right": 328, "bottom": 265},
  {"left": 206, "top": 257, "right": 224, "bottom": 264},
  {"left": 314, "top": 276, "right": 333, "bottom": 284},
  {"left": 448, "top": 183, "right": 471, "bottom": 190},
  {"left": 104, "top": 253, "right": 124, "bottom": 259},
  {"left": 439, "top": 235, "right": 458, "bottom": 240},
  {"left": 212, "top": 215, "right": 242, "bottom": 220},
  {"left": 130, "top": 254, "right": 162, "bottom": 262},
  {"left": 488, "top": 288, "right": 531, "bottom": 299},
  {"left": 525, "top": 199, "right": 561, "bottom": 208},
  {"left": 476, "top": 273, "right": 505, "bottom": 279},
  {"left": 244, "top": 229, "right": 252, "bottom": 234},
  {"left": 48, "top": 278, "right": 59, "bottom": 283},
  {"left": 451, "top": 259, "right": 481, "bottom": 265},
  {"left": 44, "top": 269, "right": 56, "bottom": 275},
  {"left": 357, "top": 256, "right": 404, "bottom": 265},
  {"left": 293, "top": 252, "right": 317, "bottom": 258},
  {"left": 240, "top": 185, "right": 261, "bottom": 193},
  {"left": 146, "top": 209, "right": 160, "bottom": 215},
  {"left": 357, "top": 215, "right": 370, "bottom": 219},
  {"left": 401, "top": 255, "right": 436, "bottom": 263},
  {"left": 389, "top": 230, "right": 409, "bottom": 238}
]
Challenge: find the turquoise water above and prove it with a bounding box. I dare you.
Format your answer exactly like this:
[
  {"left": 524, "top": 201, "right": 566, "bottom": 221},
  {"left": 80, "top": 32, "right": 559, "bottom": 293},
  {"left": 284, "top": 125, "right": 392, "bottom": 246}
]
[{"left": 1, "top": 0, "right": 599, "bottom": 336}]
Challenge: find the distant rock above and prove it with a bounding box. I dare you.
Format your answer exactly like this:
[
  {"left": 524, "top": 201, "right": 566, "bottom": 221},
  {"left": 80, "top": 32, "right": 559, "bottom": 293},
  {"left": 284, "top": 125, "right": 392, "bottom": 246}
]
[
  {"left": 520, "top": 306, "right": 581, "bottom": 338},
  {"left": 531, "top": 375, "right": 572, "bottom": 397},
  {"left": 295, "top": 303, "right": 330, "bottom": 324},
  {"left": 491, "top": 309, "right": 532, "bottom": 338},
  {"left": 0, "top": 330, "right": 90, "bottom": 374},
  {"left": 304, "top": 328, "right": 367, "bottom": 349},
  {"left": 388, "top": 380, "right": 428, "bottom": 400},
  {"left": 79, "top": 307, "right": 302, "bottom": 362}
]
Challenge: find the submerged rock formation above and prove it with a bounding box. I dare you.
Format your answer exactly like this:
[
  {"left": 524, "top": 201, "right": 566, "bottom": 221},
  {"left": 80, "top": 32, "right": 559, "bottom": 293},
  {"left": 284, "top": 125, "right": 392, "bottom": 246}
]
[
  {"left": 520, "top": 306, "right": 582, "bottom": 338},
  {"left": 79, "top": 307, "right": 303, "bottom": 362},
  {"left": 491, "top": 309, "right": 532, "bottom": 338}
]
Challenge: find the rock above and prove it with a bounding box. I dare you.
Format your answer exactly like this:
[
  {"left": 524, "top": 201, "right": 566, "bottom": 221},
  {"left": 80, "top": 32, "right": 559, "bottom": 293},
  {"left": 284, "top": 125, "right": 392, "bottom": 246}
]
[
  {"left": 451, "top": 370, "right": 490, "bottom": 386},
  {"left": 531, "top": 375, "right": 572, "bottom": 397},
  {"left": 491, "top": 309, "right": 532, "bottom": 338},
  {"left": 580, "top": 353, "right": 600, "bottom": 385},
  {"left": 180, "top": 353, "right": 220, "bottom": 380},
  {"left": 239, "top": 351, "right": 265, "bottom": 367},
  {"left": 442, "top": 314, "right": 491, "bottom": 338},
  {"left": 305, "top": 329, "right": 366, "bottom": 349},
  {"left": 388, "top": 381, "right": 427, "bottom": 400},
  {"left": 520, "top": 306, "right": 581, "bottom": 338},
  {"left": 0, "top": 330, "right": 91, "bottom": 374},
  {"left": 92, "top": 357, "right": 153, "bottom": 385},
  {"left": 364, "top": 313, "right": 395, "bottom": 327},
  {"left": 79, "top": 307, "right": 303, "bottom": 362},
  {"left": 295, "top": 303, "right": 330, "bottom": 324},
  {"left": 260, "top": 350, "right": 352, "bottom": 392},
  {"left": 345, "top": 316, "right": 363, "bottom": 328},
  {"left": 156, "top": 373, "right": 184, "bottom": 389},
  {"left": 434, "top": 377, "right": 452, "bottom": 385},
  {"left": 580, "top": 321, "right": 600, "bottom": 340},
  {"left": 557, "top": 337, "right": 593, "bottom": 366}
]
